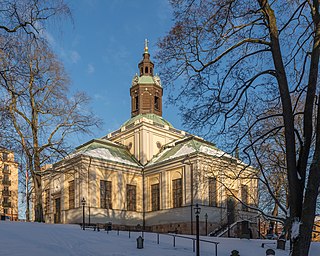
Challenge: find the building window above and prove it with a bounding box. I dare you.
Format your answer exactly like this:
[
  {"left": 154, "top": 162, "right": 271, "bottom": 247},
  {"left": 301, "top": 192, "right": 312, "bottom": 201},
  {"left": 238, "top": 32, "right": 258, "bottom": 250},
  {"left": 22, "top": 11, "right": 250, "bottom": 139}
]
[
  {"left": 100, "top": 180, "right": 112, "bottom": 209},
  {"left": 3, "top": 164, "right": 9, "bottom": 172},
  {"left": 2, "top": 152, "right": 8, "bottom": 161},
  {"left": 68, "top": 180, "right": 75, "bottom": 209},
  {"left": 145, "top": 67, "right": 148, "bottom": 73},
  {"left": 3, "top": 209, "right": 8, "bottom": 214},
  {"left": 127, "top": 184, "right": 136, "bottom": 211},
  {"left": 3, "top": 174, "right": 9, "bottom": 181},
  {"left": 150, "top": 67, "right": 153, "bottom": 74},
  {"left": 135, "top": 96, "right": 139, "bottom": 110},
  {"left": 154, "top": 96, "right": 159, "bottom": 110},
  {"left": 45, "top": 189, "right": 50, "bottom": 214},
  {"left": 209, "top": 177, "right": 217, "bottom": 207},
  {"left": 241, "top": 184, "right": 248, "bottom": 211},
  {"left": 172, "top": 178, "right": 182, "bottom": 208},
  {"left": 151, "top": 183, "right": 160, "bottom": 211}
]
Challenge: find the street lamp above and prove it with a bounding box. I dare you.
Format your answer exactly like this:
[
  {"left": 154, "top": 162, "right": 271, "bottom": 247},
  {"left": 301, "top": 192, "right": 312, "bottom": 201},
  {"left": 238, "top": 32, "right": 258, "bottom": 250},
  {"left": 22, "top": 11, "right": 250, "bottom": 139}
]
[
  {"left": 81, "top": 197, "right": 86, "bottom": 230},
  {"left": 205, "top": 213, "right": 208, "bottom": 236},
  {"left": 194, "top": 203, "right": 201, "bottom": 256}
]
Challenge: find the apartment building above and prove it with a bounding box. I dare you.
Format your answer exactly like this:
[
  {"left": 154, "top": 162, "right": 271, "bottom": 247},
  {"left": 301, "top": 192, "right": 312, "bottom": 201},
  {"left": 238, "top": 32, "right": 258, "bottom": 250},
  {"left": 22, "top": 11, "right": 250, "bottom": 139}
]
[{"left": 0, "top": 147, "right": 19, "bottom": 221}]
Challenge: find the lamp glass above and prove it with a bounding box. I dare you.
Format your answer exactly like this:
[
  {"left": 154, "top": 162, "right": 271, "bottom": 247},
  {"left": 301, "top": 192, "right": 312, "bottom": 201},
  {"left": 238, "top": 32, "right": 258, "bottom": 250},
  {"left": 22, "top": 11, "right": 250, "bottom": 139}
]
[{"left": 194, "top": 203, "right": 201, "bottom": 215}]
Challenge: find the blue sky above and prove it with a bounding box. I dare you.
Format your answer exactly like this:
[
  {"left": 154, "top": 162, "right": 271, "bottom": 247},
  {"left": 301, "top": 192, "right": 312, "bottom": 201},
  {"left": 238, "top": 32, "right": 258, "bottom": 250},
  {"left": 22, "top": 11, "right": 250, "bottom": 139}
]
[{"left": 47, "top": 0, "right": 183, "bottom": 146}]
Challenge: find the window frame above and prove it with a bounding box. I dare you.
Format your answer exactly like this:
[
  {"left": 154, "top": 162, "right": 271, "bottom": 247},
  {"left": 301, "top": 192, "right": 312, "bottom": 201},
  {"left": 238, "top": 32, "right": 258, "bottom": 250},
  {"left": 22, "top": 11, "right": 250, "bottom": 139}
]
[
  {"left": 126, "top": 184, "right": 136, "bottom": 211},
  {"left": 68, "top": 180, "right": 75, "bottom": 209},
  {"left": 208, "top": 177, "right": 218, "bottom": 207},
  {"left": 151, "top": 183, "right": 160, "bottom": 211},
  {"left": 172, "top": 178, "right": 182, "bottom": 208},
  {"left": 100, "top": 180, "right": 112, "bottom": 209}
]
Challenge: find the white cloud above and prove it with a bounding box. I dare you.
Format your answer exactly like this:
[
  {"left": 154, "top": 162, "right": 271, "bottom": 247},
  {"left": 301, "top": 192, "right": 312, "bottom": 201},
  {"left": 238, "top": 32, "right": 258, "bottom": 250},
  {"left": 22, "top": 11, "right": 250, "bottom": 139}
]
[
  {"left": 70, "top": 50, "right": 81, "bottom": 63},
  {"left": 40, "top": 30, "right": 56, "bottom": 46},
  {"left": 93, "top": 94, "right": 103, "bottom": 100},
  {"left": 87, "top": 63, "right": 95, "bottom": 74}
]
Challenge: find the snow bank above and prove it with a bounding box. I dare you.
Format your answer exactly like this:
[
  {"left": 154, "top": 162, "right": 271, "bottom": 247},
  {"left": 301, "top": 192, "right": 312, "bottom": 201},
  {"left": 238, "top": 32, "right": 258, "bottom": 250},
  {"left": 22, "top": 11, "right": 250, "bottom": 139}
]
[{"left": 1, "top": 222, "right": 319, "bottom": 256}]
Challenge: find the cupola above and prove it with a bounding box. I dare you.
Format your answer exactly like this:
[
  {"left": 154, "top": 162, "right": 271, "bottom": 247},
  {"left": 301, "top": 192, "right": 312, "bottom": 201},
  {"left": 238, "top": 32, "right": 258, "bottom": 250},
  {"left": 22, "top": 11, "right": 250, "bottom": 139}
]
[{"left": 130, "top": 40, "right": 163, "bottom": 117}]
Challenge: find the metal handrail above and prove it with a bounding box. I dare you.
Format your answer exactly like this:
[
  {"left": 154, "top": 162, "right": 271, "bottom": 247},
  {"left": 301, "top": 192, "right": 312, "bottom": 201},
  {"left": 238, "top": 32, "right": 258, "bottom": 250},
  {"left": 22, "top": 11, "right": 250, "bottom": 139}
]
[
  {"left": 108, "top": 229, "right": 219, "bottom": 256},
  {"left": 159, "top": 233, "right": 219, "bottom": 256}
]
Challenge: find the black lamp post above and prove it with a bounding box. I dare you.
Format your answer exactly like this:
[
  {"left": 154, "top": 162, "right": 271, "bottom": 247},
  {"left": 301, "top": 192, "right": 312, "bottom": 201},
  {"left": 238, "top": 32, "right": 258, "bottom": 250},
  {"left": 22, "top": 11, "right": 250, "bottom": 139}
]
[
  {"left": 81, "top": 197, "right": 86, "bottom": 230},
  {"left": 194, "top": 203, "right": 201, "bottom": 256},
  {"left": 205, "top": 213, "right": 208, "bottom": 236}
]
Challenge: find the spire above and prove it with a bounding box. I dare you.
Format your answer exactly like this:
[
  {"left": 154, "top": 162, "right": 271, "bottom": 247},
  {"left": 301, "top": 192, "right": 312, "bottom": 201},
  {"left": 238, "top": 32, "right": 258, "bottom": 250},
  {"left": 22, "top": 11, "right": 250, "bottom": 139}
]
[
  {"left": 138, "top": 39, "right": 154, "bottom": 76},
  {"left": 144, "top": 39, "right": 149, "bottom": 53}
]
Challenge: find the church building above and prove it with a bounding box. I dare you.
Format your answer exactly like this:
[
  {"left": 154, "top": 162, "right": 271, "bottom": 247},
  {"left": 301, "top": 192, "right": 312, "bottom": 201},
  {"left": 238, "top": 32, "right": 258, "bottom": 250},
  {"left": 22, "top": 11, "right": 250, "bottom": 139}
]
[{"left": 41, "top": 42, "right": 258, "bottom": 237}]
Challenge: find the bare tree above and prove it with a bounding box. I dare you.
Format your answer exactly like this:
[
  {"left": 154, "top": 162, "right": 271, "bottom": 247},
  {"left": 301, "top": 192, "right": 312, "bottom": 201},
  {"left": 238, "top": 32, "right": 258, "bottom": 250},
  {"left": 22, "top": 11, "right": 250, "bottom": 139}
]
[
  {"left": 0, "top": 0, "right": 70, "bottom": 36},
  {"left": 0, "top": 0, "right": 84, "bottom": 222},
  {"left": 0, "top": 39, "right": 101, "bottom": 222},
  {"left": 157, "top": 1, "right": 320, "bottom": 255},
  {"left": 0, "top": 0, "right": 71, "bottom": 147}
]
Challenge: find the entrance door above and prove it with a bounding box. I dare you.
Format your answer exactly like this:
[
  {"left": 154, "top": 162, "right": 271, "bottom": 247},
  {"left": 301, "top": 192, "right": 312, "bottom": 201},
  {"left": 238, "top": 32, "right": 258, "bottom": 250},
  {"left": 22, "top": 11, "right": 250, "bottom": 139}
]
[{"left": 54, "top": 198, "right": 61, "bottom": 223}]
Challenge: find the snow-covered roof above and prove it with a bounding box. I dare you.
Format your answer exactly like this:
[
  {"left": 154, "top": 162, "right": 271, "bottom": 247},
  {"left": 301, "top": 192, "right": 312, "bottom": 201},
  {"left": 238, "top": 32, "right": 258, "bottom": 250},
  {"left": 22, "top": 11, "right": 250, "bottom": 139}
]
[
  {"left": 147, "top": 136, "right": 233, "bottom": 166},
  {"left": 67, "top": 139, "right": 141, "bottom": 167}
]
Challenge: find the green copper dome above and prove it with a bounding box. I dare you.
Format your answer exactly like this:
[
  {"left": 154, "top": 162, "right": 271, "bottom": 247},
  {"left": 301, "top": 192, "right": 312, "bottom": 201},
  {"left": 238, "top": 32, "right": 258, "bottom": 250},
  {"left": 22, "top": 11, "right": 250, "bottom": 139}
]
[{"left": 121, "top": 114, "right": 173, "bottom": 128}]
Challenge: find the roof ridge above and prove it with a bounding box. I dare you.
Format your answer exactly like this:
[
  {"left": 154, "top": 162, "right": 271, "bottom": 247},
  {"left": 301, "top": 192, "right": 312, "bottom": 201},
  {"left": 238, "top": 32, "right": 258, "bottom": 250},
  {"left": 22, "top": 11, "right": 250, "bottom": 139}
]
[{"left": 75, "top": 138, "right": 126, "bottom": 151}]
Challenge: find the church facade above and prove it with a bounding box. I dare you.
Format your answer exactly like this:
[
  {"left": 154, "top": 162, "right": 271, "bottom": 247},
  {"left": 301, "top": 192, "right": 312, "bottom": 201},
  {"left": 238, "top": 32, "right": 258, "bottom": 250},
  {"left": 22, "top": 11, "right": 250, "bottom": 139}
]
[{"left": 41, "top": 43, "right": 259, "bottom": 237}]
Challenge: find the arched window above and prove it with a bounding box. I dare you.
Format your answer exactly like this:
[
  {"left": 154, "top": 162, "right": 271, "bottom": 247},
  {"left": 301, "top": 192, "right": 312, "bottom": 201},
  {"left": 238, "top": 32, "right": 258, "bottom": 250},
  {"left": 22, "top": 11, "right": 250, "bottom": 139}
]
[
  {"left": 140, "top": 68, "right": 143, "bottom": 74},
  {"left": 145, "top": 67, "right": 148, "bottom": 73},
  {"left": 150, "top": 68, "right": 153, "bottom": 74}
]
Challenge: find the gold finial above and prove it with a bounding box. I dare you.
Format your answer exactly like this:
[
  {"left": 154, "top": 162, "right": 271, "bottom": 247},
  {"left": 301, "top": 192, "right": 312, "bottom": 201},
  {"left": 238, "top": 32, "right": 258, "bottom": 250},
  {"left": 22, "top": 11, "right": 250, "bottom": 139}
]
[{"left": 144, "top": 39, "right": 149, "bottom": 53}]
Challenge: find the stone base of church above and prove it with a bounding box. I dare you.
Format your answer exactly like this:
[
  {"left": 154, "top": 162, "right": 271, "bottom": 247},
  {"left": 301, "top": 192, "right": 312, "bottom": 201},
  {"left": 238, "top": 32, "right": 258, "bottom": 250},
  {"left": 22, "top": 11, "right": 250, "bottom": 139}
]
[{"left": 147, "top": 221, "right": 219, "bottom": 235}]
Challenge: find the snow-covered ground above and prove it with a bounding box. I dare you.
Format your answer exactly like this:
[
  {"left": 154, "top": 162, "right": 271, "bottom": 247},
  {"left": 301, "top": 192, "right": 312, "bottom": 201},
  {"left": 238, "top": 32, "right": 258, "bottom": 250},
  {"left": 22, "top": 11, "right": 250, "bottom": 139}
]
[{"left": 0, "top": 221, "right": 319, "bottom": 256}]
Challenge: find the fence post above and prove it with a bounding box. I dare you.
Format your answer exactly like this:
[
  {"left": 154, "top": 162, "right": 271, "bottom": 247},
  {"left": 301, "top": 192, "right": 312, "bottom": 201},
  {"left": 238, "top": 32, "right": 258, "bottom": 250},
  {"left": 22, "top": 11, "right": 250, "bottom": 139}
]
[
  {"left": 157, "top": 233, "right": 159, "bottom": 244},
  {"left": 193, "top": 239, "right": 195, "bottom": 252},
  {"left": 117, "top": 228, "right": 119, "bottom": 236},
  {"left": 142, "top": 231, "right": 144, "bottom": 238},
  {"left": 173, "top": 235, "right": 176, "bottom": 247},
  {"left": 215, "top": 243, "right": 218, "bottom": 256},
  {"left": 129, "top": 230, "right": 131, "bottom": 238}
]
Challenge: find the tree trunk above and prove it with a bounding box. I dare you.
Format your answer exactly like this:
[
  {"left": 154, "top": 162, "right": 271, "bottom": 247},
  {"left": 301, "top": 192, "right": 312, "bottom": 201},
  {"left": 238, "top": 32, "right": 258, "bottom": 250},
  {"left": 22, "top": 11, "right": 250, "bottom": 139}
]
[
  {"left": 34, "top": 174, "right": 43, "bottom": 222},
  {"left": 26, "top": 193, "right": 30, "bottom": 222}
]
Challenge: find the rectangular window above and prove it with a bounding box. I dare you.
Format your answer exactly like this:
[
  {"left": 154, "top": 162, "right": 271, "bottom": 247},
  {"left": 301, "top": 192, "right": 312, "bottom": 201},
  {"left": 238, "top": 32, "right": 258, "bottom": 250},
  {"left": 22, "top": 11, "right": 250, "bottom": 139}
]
[
  {"left": 241, "top": 184, "right": 248, "bottom": 211},
  {"left": 3, "top": 164, "right": 9, "bottom": 172},
  {"left": 68, "top": 180, "right": 75, "bottom": 209},
  {"left": 209, "top": 177, "right": 217, "bottom": 207},
  {"left": 2, "top": 153, "right": 8, "bottom": 161},
  {"left": 126, "top": 184, "right": 136, "bottom": 211},
  {"left": 100, "top": 180, "right": 112, "bottom": 209},
  {"left": 172, "top": 178, "right": 182, "bottom": 208},
  {"left": 3, "top": 174, "right": 9, "bottom": 181},
  {"left": 45, "top": 189, "right": 50, "bottom": 214},
  {"left": 151, "top": 183, "right": 160, "bottom": 211}
]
